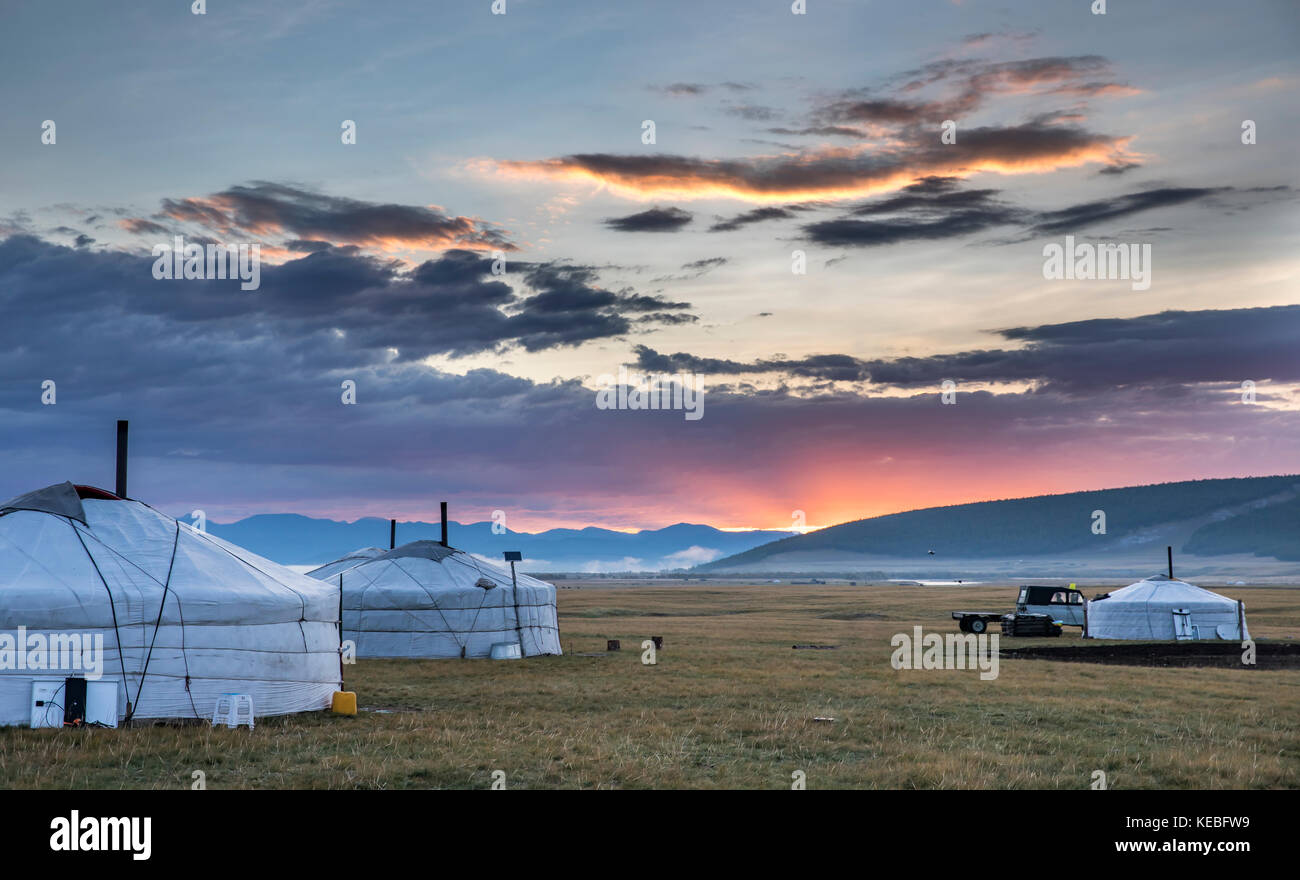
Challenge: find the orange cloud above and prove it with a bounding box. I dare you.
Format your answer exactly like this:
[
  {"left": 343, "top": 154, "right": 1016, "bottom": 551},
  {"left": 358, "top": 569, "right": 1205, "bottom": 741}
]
[{"left": 490, "top": 126, "right": 1134, "bottom": 204}]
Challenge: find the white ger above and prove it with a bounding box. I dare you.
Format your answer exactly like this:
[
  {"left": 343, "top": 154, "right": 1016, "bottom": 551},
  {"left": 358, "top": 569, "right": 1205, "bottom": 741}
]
[
  {"left": 309, "top": 540, "right": 561, "bottom": 659},
  {"left": 0, "top": 482, "right": 341, "bottom": 727},
  {"left": 1085, "top": 574, "right": 1250, "bottom": 641}
]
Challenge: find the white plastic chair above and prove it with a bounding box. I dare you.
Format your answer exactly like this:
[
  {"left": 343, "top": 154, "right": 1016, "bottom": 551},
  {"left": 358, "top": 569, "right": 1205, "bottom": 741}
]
[{"left": 211, "top": 693, "right": 255, "bottom": 729}]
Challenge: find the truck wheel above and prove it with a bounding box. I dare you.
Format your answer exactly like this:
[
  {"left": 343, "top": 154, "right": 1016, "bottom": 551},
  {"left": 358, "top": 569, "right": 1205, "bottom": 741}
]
[
  {"left": 958, "top": 618, "right": 971, "bottom": 632},
  {"left": 970, "top": 618, "right": 987, "bottom": 634}
]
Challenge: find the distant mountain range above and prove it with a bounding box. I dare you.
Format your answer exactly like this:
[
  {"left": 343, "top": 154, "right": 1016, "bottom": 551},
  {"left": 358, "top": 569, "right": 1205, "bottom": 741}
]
[
  {"left": 200, "top": 514, "right": 796, "bottom": 573},
  {"left": 197, "top": 475, "right": 1299, "bottom": 579},
  {"left": 696, "top": 475, "right": 1300, "bottom": 579}
]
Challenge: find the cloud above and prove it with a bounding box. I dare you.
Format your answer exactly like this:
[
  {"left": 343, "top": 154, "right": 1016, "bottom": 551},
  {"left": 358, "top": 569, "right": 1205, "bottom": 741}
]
[
  {"left": 681, "top": 256, "right": 727, "bottom": 272},
  {"left": 765, "top": 126, "right": 868, "bottom": 139},
  {"left": 660, "top": 546, "right": 724, "bottom": 567},
  {"left": 650, "top": 81, "right": 753, "bottom": 96},
  {"left": 804, "top": 210, "right": 1017, "bottom": 247},
  {"left": 603, "top": 206, "right": 693, "bottom": 232},
  {"left": 119, "top": 217, "right": 170, "bottom": 236},
  {"left": 1029, "top": 186, "right": 1226, "bottom": 234},
  {"left": 492, "top": 121, "right": 1130, "bottom": 204},
  {"left": 709, "top": 205, "right": 809, "bottom": 232},
  {"left": 650, "top": 256, "right": 728, "bottom": 283},
  {"left": 147, "top": 182, "right": 515, "bottom": 253},
  {"left": 882, "top": 54, "right": 1136, "bottom": 111},
  {"left": 804, "top": 176, "right": 1024, "bottom": 245},
  {"left": 0, "top": 235, "right": 693, "bottom": 366},
  {"left": 491, "top": 51, "right": 1143, "bottom": 205},
  {"left": 633, "top": 305, "right": 1300, "bottom": 393},
  {"left": 801, "top": 180, "right": 1273, "bottom": 248},
  {"left": 725, "top": 104, "right": 779, "bottom": 121},
  {"left": 654, "top": 82, "right": 707, "bottom": 95},
  {"left": 1, "top": 231, "right": 1294, "bottom": 529}
]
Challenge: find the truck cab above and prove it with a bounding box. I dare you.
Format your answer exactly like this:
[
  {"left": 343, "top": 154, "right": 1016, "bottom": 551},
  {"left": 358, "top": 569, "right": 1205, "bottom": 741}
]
[{"left": 1016, "top": 585, "right": 1085, "bottom": 627}]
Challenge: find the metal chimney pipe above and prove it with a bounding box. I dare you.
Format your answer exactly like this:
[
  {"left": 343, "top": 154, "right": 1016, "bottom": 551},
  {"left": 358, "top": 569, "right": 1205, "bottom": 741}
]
[
  {"left": 115, "top": 420, "right": 129, "bottom": 498},
  {"left": 440, "top": 501, "right": 448, "bottom": 546},
  {"left": 1167, "top": 545, "right": 1173, "bottom": 579},
  {"left": 389, "top": 518, "right": 396, "bottom": 549}
]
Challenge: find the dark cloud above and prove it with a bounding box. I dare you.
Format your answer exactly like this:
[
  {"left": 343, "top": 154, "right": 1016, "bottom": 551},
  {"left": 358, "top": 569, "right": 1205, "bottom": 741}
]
[
  {"left": 285, "top": 239, "right": 335, "bottom": 253},
  {"left": 804, "top": 176, "right": 1023, "bottom": 246},
  {"left": 960, "top": 30, "right": 1037, "bottom": 47},
  {"left": 765, "top": 126, "right": 867, "bottom": 139},
  {"left": 817, "top": 56, "right": 1134, "bottom": 131},
  {"left": 636, "top": 312, "right": 699, "bottom": 325},
  {"left": 804, "top": 210, "right": 1017, "bottom": 247},
  {"left": 152, "top": 182, "right": 515, "bottom": 252},
  {"left": 681, "top": 257, "right": 727, "bottom": 272},
  {"left": 655, "top": 83, "right": 707, "bottom": 96},
  {"left": 709, "top": 206, "right": 808, "bottom": 232},
  {"left": 820, "top": 97, "right": 932, "bottom": 124},
  {"left": 802, "top": 180, "right": 1276, "bottom": 248},
  {"left": 603, "top": 206, "right": 693, "bottom": 233},
  {"left": 0, "top": 236, "right": 692, "bottom": 367},
  {"left": 725, "top": 104, "right": 779, "bottom": 121},
  {"left": 650, "top": 256, "right": 727, "bottom": 283},
  {"left": 651, "top": 81, "right": 753, "bottom": 96},
  {"left": 633, "top": 305, "right": 1300, "bottom": 393},
  {"left": 634, "top": 345, "right": 871, "bottom": 382},
  {"left": 1030, "top": 186, "right": 1226, "bottom": 234}
]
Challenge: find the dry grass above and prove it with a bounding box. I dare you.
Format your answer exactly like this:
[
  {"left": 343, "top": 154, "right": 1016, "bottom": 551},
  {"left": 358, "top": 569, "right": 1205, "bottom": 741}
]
[{"left": 0, "top": 583, "right": 1295, "bottom": 789}]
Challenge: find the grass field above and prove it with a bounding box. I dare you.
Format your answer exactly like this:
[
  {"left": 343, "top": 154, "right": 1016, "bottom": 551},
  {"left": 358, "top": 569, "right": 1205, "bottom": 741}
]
[{"left": 1, "top": 583, "right": 1296, "bottom": 789}]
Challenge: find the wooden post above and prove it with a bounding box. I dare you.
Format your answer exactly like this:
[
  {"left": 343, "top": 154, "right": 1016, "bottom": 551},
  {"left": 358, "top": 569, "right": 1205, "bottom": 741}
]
[
  {"left": 510, "top": 559, "right": 526, "bottom": 658},
  {"left": 338, "top": 573, "right": 344, "bottom": 689}
]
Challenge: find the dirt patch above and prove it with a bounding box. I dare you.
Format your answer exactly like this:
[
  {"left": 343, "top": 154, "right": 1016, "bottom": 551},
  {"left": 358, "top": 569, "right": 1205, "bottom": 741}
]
[
  {"left": 817, "top": 611, "right": 887, "bottom": 620},
  {"left": 1000, "top": 641, "right": 1300, "bottom": 669}
]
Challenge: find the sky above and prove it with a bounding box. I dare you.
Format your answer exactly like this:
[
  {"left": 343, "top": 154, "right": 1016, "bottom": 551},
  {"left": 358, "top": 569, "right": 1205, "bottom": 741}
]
[{"left": 0, "top": 0, "right": 1297, "bottom": 532}]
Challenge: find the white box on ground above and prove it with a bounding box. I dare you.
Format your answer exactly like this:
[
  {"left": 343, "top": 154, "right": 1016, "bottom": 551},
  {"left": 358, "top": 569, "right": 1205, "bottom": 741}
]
[
  {"left": 489, "top": 642, "right": 522, "bottom": 660},
  {"left": 29, "top": 679, "right": 120, "bottom": 728}
]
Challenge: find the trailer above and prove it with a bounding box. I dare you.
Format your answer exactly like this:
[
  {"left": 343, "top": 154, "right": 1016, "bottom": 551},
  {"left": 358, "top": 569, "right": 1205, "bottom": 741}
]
[{"left": 950, "top": 610, "right": 1001, "bottom": 633}]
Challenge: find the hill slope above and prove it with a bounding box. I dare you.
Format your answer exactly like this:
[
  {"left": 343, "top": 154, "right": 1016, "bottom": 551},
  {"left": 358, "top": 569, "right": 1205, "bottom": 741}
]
[{"left": 697, "top": 475, "right": 1300, "bottom": 576}]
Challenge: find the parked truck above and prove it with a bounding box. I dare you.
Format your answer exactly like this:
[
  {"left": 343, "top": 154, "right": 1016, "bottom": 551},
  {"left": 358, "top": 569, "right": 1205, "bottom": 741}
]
[{"left": 951, "top": 584, "right": 1086, "bottom": 635}]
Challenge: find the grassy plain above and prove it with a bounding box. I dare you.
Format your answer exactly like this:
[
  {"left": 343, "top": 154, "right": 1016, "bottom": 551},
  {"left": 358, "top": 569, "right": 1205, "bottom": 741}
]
[{"left": 1, "top": 583, "right": 1295, "bottom": 789}]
